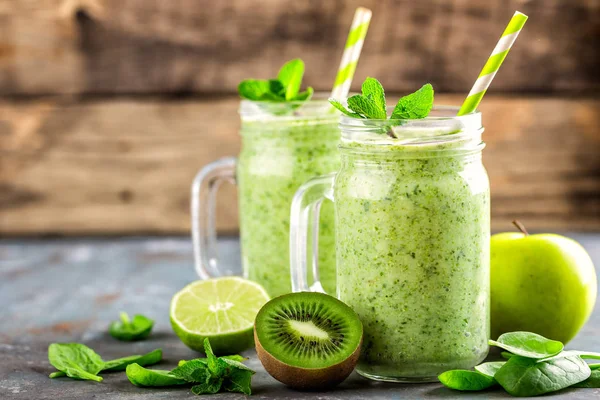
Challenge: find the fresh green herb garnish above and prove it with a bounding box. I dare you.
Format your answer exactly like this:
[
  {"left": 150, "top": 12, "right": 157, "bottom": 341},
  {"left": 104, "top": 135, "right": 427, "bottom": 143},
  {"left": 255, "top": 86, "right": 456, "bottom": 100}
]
[
  {"left": 489, "top": 331, "right": 564, "bottom": 359},
  {"left": 439, "top": 331, "right": 598, "bottom": 396},
  {"left": 126, "top": 338, "right": 255, "bottom": 396},
  {"left": 238, "top": 59, "right": 313, "bottom": 102},
  {"left": 329, "top": 77, "right": 434, "bottom": 136},
  {"left": 48, "top": 344, "right": 162, "bottom": 381},
  {"left": 109, "top": 312, "right": 154, "bottom": 341}
]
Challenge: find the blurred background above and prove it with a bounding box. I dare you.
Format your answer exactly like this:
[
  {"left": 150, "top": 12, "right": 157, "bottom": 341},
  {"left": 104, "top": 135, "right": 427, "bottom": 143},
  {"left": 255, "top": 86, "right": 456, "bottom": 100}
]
[{"left": 1, "top": 0, "right": 598, "bottom": 237}]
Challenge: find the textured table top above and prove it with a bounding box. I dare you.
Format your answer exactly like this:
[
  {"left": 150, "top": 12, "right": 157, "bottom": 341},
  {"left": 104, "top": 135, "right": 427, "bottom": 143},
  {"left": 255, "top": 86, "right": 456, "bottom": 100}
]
[{"left": 1, "top": 235, "right": 599, "bottom": 399}]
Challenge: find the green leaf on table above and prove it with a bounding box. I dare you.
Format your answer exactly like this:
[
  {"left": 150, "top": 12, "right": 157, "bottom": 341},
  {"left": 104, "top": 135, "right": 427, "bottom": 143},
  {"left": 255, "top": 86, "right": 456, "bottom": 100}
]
[
  {"left": 277, "top": 59, "right": 304, "bottom": 100},
  {"left": 572, "top": 369, "right": 600, "bottom": 388},
  {"left": 48, "top": 343, "right": 105, "bottom": 382},
  {"left": 223, "top": 367, "right": 254, "bottom": 395},
  {"left": 109, "top": 312, "right": 154, "bottom": 341},
  {"left": 102, "top": 348, "right": 162, "bottom": 372},
  {"left": 489, "top": 331, "right": 564, "bottom": 359},
  {"left": 390, "top": 83, "right": 434, "bottom": 120},
  {"left": 438, "top": 370, "right": 496, "bottom": 391},
  {"left": 474, "top": 361, "right": 505, "bottom": 378},
  {"left": 126, "top": 363, "right": 187, "bottom": 387},
  {"left": 170, "top": 359, "right": 212, "bottom": 383},
  {"left": 538, "top": 349, "right": 600, "bottom": 363},
  {"left": 495, "top": 354, "right": 591, "bottom": 397}
]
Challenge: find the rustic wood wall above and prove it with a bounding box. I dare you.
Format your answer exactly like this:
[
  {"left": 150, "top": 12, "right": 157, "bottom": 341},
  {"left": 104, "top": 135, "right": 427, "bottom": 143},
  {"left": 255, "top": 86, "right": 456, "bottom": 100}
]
[{"left": 1, "top": 0, "right": 599, "bottom": 236}]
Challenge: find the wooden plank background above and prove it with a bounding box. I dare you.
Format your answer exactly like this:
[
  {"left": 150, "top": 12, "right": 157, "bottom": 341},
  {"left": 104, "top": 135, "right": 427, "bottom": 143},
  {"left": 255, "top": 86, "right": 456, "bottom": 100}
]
[{"left": 1, "top": 0, "right": 599, "bottom": 235}]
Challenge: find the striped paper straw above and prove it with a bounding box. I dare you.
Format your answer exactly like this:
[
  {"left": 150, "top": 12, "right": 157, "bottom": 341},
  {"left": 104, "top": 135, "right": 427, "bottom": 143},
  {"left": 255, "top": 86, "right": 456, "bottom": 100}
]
[
  {"left": 330, "top": 7, "right": 372, "bottom": 100},
  {"left": 457, "top": 11, "right": 528, "bottom": 116}
]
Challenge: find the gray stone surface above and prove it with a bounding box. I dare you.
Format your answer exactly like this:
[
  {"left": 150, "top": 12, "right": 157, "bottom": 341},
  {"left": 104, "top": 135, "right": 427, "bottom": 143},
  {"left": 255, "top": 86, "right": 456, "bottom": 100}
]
[{"left": 0, "top": 234, "right": 599, "bottom": 399}]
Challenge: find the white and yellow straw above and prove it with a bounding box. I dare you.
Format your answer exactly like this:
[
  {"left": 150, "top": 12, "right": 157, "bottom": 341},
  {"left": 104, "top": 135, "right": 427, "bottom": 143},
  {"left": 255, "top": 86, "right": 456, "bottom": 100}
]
[
  {"left": 330, "top": 7, "right": 372, "bottom": 100},
  {"left": 458, "top": 11, "right": 528, "bottom": 116}
]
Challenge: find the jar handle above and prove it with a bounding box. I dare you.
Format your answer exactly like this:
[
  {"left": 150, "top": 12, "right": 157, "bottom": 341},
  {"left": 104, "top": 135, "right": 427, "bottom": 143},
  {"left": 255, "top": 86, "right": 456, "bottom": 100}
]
[
  {"left": 289, "top": 173, "right": 336, "bottom": 293},
  {"left": 191, "top": 157, "right": 236, "bottom": 279}
]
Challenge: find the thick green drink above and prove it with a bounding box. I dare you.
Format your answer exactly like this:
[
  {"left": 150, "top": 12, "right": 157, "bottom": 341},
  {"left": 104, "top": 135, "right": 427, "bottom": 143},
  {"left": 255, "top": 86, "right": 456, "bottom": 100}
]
[
  {"left": 290, "top": 107, "right": 490, "bottom": 382},
  {"left": 192, "top": 98, "right": 339, "bottom": 297}
]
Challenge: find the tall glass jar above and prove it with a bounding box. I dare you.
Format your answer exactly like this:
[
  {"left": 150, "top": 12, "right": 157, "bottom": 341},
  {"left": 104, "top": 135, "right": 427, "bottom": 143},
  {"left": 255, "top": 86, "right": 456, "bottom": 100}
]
[
  {"left": 192, "top": 96, "right": 340, "bottom": 297},
  {"left": 290, "top": 106, "right": 490, "bottom": 382}
]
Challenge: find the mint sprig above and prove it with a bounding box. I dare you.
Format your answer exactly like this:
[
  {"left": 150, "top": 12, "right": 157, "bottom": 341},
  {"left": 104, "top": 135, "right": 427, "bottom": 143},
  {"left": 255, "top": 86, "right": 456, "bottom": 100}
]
[
  {"left": 238, "top": 59, "right": 313, "bottom": 103},
  {"left": 329, "top": 77, "right": 434, "bottom": 137},
  {"left": 127, "top": 338, "right": 255, "bottom": 395}
]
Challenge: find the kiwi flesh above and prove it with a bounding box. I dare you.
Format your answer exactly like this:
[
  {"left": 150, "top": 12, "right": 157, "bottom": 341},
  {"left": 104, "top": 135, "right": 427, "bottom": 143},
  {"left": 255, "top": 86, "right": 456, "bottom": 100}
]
[{"left": 254, "top": 292, "right": 363, "bottom": 390}]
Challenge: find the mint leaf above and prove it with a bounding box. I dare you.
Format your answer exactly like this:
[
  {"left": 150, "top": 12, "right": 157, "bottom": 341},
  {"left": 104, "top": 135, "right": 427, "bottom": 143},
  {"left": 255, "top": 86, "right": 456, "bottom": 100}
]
[
  {"left": 361, "top": 77, "right": 386, "bottom": 117},
  {"left": 191, "top": 377, "right": 223, "bottom": 395},
  {"left": 48, "top": 343, "right": 104, "bottom": 382},
  {"left": 223, "top": 368, "right": 254, "bottom": 395},
  {"left": 294, "top": 87, "right": 314, "bottom": 101},
  {"left": 170, "top": 359, "right": 211, "bottom": 383},
  {"left": 102, "top": 348, "right": 162, "bottom": 372},
  {"left": 109, "top": 312, "right": 154, "bottom": 341},
  {"left": 390, "top": 83, "right": 434, "bottom": 120},
  {"left": 277, "top": 59, "right": 304, "bottom": 100},
  {"left": 126, "top": 363, "right": 187, "bottom": 387},
  {"left": 237, "top": 79, "right": 271, "bottom": 101},
  {"left": 347, "top": 94, "right": 387, "bottom": 119},
  {"left": 329, "top": 98, "right": 364, "bottom": 118},
  {"left": 268, "top": 79, "right": 286, "bottom": 100}
]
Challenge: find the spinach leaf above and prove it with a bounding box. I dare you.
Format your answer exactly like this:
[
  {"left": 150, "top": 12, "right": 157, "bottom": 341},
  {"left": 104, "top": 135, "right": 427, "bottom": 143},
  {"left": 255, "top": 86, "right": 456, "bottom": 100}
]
[
  {"left": 539, "top": 350, "right": 600, "bottom": 363},
  {"left": 126, "top": 363, "right": 187, "bottom": 387},
  {"left": 438, "top": 370, "right": 496, "bottom": 391},
  {"left": 501, "top": 351, "right": 514, "bottom": 359},
  {"left": 48, "top": 343, "right": 105, "bottom": 382},
  {"left": 474, "top": 361, "right": 505, "bottom": 377},
  {"left": 590, "top": 364, "right": 600, "bottom": 370},
  {"left": 103, "top": 348, "right": 162, "bottom": 372},
  {"left": 109, "top": 312, "right": 154, "bottom": 341},
  {"left": 495, "top": 354, "right": 591, "bottom": 397},
  {"left": 572, "top": 369, "right": 600, "bottom": 388},
  {"left": 489, "top": 331, "right": 563, "bottom": 359}
]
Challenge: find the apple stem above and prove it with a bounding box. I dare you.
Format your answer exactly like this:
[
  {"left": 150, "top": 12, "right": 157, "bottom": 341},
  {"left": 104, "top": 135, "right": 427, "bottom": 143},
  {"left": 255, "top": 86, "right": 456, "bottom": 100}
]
[{"left": 512, "top": 220, "right": 529, "bottom": 236}]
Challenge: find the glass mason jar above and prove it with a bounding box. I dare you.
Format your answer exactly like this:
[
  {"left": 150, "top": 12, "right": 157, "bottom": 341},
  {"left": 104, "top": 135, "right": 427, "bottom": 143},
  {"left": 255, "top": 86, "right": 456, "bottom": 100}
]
[
  {"left": 290, "top": 106, "right": 490, "bottom": 382},
  {"left": 191, "top": 95, "right": 340, "bottom": 297}
]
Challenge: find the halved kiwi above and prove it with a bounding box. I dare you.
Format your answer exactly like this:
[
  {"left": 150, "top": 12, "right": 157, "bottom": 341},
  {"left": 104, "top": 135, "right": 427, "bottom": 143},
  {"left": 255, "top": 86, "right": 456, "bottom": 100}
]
[{"left": 254, "top": 292, "right": 363, "bottom": 390}]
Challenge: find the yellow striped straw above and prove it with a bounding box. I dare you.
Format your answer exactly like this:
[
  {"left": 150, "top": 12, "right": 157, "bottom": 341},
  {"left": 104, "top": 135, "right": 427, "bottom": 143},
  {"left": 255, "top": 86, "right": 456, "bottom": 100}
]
[
  {"left": 330, "top": 7, "right": 372, "bottom": 100},
  {"left": 458, "top": 11, "right": 528, "bottom": 116}
]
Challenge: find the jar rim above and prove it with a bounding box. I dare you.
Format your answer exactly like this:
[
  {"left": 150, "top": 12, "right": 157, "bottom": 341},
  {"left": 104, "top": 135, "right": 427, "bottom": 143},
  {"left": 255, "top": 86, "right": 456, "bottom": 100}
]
[{"left": 339, "top": 105, "right": 483, "bottom": 146}]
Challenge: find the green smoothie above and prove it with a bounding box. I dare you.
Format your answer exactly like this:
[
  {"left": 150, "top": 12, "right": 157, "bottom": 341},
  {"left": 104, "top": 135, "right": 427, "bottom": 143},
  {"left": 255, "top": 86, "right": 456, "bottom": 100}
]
[
  {"left": 237, "top": 105, "right": 340, "bottom": 297},
  {"left": 334, "top": 134, "right": 490, "bottom": 381}
]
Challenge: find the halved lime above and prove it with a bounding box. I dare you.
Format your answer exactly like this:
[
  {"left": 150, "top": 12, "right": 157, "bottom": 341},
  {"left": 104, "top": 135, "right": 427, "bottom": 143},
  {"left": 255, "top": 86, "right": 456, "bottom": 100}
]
[{"left": 170, "top": 277, "right": 270, "bottom": 355}]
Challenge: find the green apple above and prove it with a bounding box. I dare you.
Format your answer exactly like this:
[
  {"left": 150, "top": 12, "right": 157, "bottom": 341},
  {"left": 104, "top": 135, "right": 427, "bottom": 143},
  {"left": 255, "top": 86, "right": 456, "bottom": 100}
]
[{"left": 491, "top": 222, "right": 597, "bottom": 344}]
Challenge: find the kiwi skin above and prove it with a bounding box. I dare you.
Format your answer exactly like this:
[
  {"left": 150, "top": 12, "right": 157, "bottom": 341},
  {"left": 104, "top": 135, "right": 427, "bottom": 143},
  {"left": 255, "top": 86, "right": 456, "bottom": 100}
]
[{"left": 254, "top": 327, "right": 362, "bottom": 390}]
